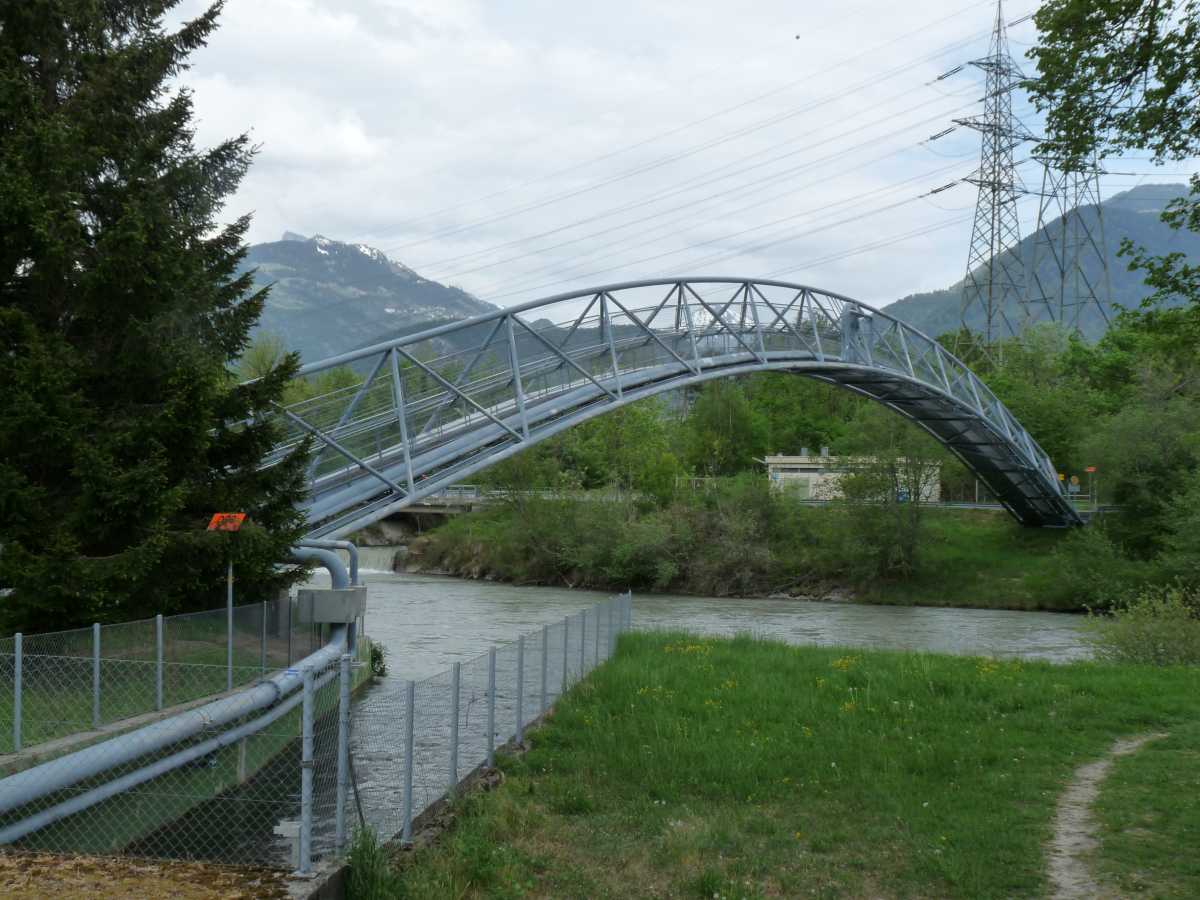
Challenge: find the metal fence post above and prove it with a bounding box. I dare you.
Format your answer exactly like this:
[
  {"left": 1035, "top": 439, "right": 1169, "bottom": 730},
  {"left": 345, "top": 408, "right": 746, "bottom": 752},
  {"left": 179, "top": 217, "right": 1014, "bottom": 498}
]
[
  {"left": 593, "top": 604, "right": 600, "bottom": 667},
  {"left": 486, "top": 647, "right": 496, "bottom": 767},
  {"left": 286, "top": 595, "right": 293, "bottom": 668},
  {"left": 579, "top": 611, "right": 586, "bottom": 676},
  {"left": 155, "top": 615, "right": 164, "bottom": 711},
  {"left": 540, "top": 625, "right": 549, "bottom": 714},
  {"left": 516, "top": 636, "right": 525, "bottom": 745},
  {"left": 336, "top": 653, "right": 351, "bottom": 853},
  {"left": 13, "top": 634, "right": 21, "bottom": 754},
  {"left": 92, "top": 623, "right": 101, "bottom": 729},
  {"left": 260, "top": 601, "right": 268, "bottom": 676},
  {"left": 561, "top": 616, "right": 569, "bottom": 692},
  {"left": 226, "top": 559, "right": 234, "bottom": 692},
  {"left": 402, "top": 679, "right": 415, "bottom": 844},
  {"left": 449, "top": 661, "right": 461, "bottom": 794},
  {"left": 299, "top": 666, "right": 314, "bottom": 874}
]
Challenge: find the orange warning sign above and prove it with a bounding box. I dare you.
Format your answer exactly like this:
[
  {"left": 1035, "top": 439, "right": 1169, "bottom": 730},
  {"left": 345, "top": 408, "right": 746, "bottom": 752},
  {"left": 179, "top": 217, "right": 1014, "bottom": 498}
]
[{"left": 207, "top": 513, "right": 246, "bottom": 532}]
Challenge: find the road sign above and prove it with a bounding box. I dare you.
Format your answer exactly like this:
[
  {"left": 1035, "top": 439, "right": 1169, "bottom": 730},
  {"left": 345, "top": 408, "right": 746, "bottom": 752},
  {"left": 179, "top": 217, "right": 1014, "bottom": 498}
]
[
  {"left": 1085, "top": 466, "right": 1097, "bottom": 473},
  {"left": 1058, "top": 473, "right": 1065, "bottom": 481},
  {"left": 207, "top": 512, "right": 246, "bottom": 532}
]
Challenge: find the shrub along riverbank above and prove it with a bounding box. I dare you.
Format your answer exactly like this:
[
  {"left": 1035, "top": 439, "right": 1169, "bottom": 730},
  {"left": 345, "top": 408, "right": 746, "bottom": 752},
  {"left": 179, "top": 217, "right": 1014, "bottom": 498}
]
[
  {"left": 413, "top": 482, "right": 1116, "bottom": 611},
  {"left": 365, "top": 633, "right": 1200, "bottom": 899}
]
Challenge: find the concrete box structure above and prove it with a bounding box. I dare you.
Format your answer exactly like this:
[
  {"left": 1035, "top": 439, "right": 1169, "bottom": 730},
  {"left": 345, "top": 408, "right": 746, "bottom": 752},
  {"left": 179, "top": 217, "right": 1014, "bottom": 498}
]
[
  {"left": 296, "top": 587, "right": 367, "bottom": 625},
  {"left": 765, "top": 449, "right": 941, "bottom": 502}
]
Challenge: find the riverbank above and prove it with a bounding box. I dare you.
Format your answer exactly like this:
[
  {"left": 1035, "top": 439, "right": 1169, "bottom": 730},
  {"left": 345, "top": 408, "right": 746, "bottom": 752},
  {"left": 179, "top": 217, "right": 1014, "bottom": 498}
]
[
  {"left": 372, "top": 634, "right": 1200, "bottom": 899},
  {"left": 404, "top": 495, "right": 1085, "bottom": 612}
]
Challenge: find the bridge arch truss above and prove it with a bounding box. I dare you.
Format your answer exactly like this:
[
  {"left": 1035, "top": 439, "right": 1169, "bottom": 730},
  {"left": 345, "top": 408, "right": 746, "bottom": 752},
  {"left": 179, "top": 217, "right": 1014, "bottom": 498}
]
[{"left": 260, "top": 278, "right": 1081, "bottom": 537}]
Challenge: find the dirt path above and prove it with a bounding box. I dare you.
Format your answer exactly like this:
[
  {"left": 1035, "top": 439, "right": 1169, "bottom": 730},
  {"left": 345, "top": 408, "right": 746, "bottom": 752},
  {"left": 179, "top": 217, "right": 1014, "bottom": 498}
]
[{"left": 1046, "top": 732, "right": 1166, "bottom": 899}]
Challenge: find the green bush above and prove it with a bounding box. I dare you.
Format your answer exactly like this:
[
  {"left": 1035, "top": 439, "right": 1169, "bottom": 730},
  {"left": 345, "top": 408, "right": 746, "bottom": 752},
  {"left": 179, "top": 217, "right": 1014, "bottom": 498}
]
[
  {"left": 369, "top": 640, "right": 388, "bottom": 677},
  {"left": 1088, "top": 583, "right": 1200, "bottom": 665},
  {"left": 1027, "top": 524, "right": 1154, "bottom": 611}
]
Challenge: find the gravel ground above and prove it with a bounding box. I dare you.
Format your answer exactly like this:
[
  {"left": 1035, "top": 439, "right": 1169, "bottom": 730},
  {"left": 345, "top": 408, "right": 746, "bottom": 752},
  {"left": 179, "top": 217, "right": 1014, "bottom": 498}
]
[{"left": 0, "top": 852, "right": 291, "bottom": 899}]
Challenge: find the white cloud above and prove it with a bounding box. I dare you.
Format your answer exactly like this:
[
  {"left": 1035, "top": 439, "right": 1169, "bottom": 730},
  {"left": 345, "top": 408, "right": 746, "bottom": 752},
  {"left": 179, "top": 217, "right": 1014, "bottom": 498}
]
[{"left": 172, "top": 0, "right": 1190, "bottom": 312}]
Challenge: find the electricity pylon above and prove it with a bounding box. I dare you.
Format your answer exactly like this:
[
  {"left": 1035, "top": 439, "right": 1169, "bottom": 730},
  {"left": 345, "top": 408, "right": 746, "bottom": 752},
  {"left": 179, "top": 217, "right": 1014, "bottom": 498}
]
[
  {"left": 954, "top": 0, "right": 1034, "bottom": 351},
  {"left": 1022, "top": 159, "right": 1113, "bottom": 334}
]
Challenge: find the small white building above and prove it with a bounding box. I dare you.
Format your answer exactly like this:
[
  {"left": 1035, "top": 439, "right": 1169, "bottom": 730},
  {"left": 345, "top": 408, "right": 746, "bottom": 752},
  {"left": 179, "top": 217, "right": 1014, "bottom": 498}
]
[{"left": 764, "top": 448, "right": 940, "bottom": 502}]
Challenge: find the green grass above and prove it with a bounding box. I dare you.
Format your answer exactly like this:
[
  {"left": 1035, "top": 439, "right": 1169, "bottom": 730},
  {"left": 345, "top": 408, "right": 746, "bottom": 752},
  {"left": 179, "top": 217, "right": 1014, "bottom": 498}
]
[
  {"left": 386, "top": 633, "right": 1200, "bottom": 899},
  {"left": 1094, "top": 721, "right": 1200, "bottom": 897}
]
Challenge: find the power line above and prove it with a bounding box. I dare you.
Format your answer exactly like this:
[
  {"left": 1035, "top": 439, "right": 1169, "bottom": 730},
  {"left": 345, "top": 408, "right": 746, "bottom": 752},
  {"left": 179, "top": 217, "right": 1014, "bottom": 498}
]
[
  {"left": 423, "top": 92, "right": 981, "bottom": 284},
  {"left": 483, "top": 173, "right": 980, "bottom": 302},
  {"left": 477, "top": 152, "right": 974, "bottom": 299},
  {"left": 377, "top": 37, "right": 995, "bottom": 259},
  {"left": 355, "top": 0, "right": 1007, "bottom": 244}
]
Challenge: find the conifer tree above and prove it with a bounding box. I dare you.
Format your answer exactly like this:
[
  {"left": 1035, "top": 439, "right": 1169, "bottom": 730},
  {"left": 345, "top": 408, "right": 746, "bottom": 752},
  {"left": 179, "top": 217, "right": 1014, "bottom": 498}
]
[{"left": 0, "top": 1, "right": 310, "bottom": 630}]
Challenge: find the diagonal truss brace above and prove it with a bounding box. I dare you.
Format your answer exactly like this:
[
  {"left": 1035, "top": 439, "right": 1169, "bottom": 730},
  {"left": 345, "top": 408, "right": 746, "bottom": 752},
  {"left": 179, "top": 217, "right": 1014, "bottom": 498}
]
[{"left": 281, "top": 407, "right": 406, "bottom": 497}]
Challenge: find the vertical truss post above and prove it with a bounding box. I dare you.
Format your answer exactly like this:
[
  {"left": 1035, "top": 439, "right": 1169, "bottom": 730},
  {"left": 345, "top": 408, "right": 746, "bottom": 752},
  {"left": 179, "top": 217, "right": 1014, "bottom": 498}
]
[
  {"left": 746, "top": 283, "right": 767, "bottom": 357},
  {"left": 806, "top": 292, "right": 825, "bottom": 362},
  {"left": 506, "top": 316, "right": 530, "bottom": 439},
  {"left": 388, "top": 348, "right": 416, "bottom": 493},
  {"left": 679, "top": 284, "right": 703, "bottom": 371},
  {"left": 600, "top": 293, "right": 622, "bottom": 397}
]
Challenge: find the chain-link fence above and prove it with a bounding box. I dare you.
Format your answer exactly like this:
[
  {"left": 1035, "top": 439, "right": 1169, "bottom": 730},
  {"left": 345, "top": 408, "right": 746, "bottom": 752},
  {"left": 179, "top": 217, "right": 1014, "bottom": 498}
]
[
  {"left": 0, "top": 595, "right": 357, "bottom": 756},
  {"left": 345, "top": 592, "right": 631, "bottom": 851},
  {"left": 0, "top": 590, "right": 630, "bottom": 875}
]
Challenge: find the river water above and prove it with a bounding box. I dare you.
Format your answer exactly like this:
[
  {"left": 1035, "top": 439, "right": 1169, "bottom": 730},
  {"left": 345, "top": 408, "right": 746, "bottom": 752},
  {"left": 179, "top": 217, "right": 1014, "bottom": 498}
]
[{"left": 353, "top": 568, "right": 1092, "bottom": 676}]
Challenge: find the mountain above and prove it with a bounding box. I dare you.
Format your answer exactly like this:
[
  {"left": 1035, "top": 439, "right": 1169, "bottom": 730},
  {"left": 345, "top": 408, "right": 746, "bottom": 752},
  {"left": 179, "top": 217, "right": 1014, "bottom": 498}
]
[
  {"left": 883, "top": 184, "right": 1200, "bottom": 339},
  {"left": 244, "top": 233, "right": 498, "bottom": 363}
]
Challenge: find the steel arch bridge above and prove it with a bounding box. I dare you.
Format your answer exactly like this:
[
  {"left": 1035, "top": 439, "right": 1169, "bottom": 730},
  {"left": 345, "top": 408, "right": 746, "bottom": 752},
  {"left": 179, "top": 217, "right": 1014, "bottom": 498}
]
[{"left": 260, "top": 278, "right": 1081, "bottom": 538}]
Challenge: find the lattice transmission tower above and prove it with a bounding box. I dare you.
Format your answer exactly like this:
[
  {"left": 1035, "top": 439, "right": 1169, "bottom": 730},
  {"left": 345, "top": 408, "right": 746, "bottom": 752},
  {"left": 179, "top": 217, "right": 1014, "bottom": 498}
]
[
  {"left": 1022, "top": 160, "right": 1113, "bottom": 334},
  {"left": 954, "top": 0, "right": 1034, "bottom": 348}
]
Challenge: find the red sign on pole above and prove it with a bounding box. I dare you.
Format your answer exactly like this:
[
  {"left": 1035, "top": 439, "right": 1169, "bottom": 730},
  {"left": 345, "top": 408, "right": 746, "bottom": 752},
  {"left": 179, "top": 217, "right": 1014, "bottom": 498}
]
[
  {"left": 1085, "top": 466, "right": 1097, "bottom": 473},
  {"left": 207, "top": 512, "right": 246, "bottom": 532}
]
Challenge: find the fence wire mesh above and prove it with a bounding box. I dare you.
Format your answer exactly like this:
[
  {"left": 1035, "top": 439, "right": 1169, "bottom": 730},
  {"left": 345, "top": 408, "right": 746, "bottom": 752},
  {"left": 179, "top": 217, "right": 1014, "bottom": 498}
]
[
  {"left": 344, "top": 592, "right": 631, "bottom": 853},
  {"left": 0, "top": 590, "right": 630, "bottom": 873}
]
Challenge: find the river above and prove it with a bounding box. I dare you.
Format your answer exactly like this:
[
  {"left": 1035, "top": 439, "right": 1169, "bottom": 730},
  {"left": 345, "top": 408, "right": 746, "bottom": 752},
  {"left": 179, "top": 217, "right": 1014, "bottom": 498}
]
[{"left": 354, "top": 568, "right": 1092, "bottom": 677}]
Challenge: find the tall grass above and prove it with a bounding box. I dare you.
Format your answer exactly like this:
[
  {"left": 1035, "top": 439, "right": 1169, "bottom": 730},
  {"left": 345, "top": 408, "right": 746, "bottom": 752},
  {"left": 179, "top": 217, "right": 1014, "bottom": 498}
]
[{"left": 346, "top": 827, "right": 403, "bottom": 900}]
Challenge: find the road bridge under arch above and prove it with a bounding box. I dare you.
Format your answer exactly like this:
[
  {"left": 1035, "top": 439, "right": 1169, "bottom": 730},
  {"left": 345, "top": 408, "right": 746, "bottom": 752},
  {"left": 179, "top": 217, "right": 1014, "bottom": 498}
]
[{"left": 259, "top": 278, "right": 1081, "bottom": 537}]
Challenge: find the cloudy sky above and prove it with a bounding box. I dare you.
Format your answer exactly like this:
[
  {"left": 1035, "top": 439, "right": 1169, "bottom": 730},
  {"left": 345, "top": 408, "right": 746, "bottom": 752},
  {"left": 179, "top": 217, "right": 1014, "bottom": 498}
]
[{"left": 175, "top": 0, "right": 1191, "bottom": 311}]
